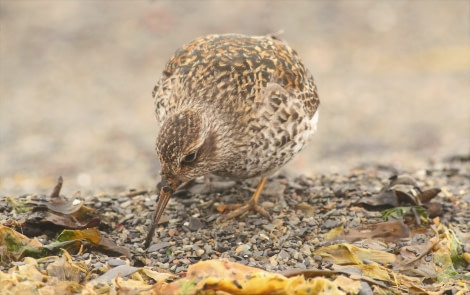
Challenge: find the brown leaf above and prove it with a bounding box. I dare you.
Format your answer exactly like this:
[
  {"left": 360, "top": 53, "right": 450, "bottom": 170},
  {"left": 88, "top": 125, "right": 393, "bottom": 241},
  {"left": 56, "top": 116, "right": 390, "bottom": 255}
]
[
  {"left": 41, "top": 209, "right": 100, "bottom": 229},
  {"left": 395, "top": 234, "right": 440, "bottom": 278},
  {"left": 344, "top": 220, "right": 410, "bottom": 243},
  {"left": 98, "top": 235, "right": 132, "bottom": 259},
  {"left": 395, "top": 190, "right": 420, "bottom": 205},
  {"left": 418, "top": 188, "right": 441, "bottom": 203},
  {"left": 22, "top": 178, "right": 100, "bottom": 234},
  {"left": 358, "top": 189, "right": 398, "bottom": 208},
  {"left": 424, "top": 202, "right": 442, "bottom": 218}
]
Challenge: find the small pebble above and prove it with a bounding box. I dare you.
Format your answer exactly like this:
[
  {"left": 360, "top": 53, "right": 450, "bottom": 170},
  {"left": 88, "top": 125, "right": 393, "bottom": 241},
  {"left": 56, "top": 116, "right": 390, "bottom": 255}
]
[
  {"left": 188, "top": 217, "right": 204, "bottom": 231},
  {"left": 108, "top": 259, "right": 126, "bottom": 267},
  {"left": 313, "top": 255, "right": 322, "bottom": 261},
  {"left": 120, "top": 200, "right": 132, "bottom": 208},
  {"left": 322, "top": 219, "right": 338, "bottom": 229},
  {"left": 261, "top": 201, "right": 274, "bottom": 209},
  {"left": 300, "top": 244, "right": 311, "bottom": 256},
  {"left": 278, "top": 249, "right": 290, "bottom": 260},
  {"left": 148, "top": 241, "right": 171, "bottom": 252}
]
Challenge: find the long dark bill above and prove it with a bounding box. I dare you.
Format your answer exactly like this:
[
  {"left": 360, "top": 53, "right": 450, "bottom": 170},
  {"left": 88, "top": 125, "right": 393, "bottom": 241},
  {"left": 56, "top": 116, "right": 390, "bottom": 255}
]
[{"left": 144, "top": 185, "right": 174, "bottom": 248}]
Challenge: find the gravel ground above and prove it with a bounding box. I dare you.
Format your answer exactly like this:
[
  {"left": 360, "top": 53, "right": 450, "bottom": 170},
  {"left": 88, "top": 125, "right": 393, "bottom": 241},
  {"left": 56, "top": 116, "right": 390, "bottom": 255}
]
[{"left": 1, "top": 158, "right": 469, "bottom": 293}]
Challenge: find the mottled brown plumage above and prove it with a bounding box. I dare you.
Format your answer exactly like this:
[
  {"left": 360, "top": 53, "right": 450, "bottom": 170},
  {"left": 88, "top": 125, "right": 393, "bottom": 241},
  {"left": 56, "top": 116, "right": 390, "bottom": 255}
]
[{"left": 146, "top": 34, "right": 319, "bottom": 246}]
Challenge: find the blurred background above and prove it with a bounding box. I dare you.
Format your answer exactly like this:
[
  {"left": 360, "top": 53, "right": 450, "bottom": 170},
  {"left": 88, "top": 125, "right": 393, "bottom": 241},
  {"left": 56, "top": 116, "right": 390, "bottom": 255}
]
[{"left": 1, "top": 1, "right": 469, "bottom": 195}]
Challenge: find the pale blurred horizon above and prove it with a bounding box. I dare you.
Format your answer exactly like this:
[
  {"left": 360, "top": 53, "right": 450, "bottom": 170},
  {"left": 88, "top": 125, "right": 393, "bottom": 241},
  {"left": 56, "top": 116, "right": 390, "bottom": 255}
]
[{"left": 1, "top": 1, "right": 469, "bottom": 195}]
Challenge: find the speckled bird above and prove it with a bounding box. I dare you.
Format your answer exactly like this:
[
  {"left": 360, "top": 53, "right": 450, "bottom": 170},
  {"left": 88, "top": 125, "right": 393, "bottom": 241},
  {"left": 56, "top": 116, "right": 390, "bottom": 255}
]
[{"left": 152, "top": 33, "right": 319, "bottom": 221}]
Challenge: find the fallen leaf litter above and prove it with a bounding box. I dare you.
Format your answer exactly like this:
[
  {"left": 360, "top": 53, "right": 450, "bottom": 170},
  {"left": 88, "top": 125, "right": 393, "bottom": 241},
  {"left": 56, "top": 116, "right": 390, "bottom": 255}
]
[{"left": 1, "top": 158, "right": 469, "bottom": 294}]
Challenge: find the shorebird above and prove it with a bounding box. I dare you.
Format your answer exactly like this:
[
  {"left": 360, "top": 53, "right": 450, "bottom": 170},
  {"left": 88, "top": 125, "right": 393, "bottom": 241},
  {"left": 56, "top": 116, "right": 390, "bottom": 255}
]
[{"left": 146, "top": 33, "right": 319, "bottom": 247}]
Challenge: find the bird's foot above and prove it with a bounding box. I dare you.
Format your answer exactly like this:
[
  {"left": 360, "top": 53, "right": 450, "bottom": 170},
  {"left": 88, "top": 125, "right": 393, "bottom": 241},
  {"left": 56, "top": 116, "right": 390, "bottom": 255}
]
[{"left": 220, "top": 198, "right": 272, "bottom": 221}]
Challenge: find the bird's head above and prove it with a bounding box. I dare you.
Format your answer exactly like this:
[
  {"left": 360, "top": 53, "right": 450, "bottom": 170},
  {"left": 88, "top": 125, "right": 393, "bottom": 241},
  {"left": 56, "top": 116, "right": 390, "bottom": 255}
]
[{"left": 156, "top": 109, "right": 218, "bottom": 188}]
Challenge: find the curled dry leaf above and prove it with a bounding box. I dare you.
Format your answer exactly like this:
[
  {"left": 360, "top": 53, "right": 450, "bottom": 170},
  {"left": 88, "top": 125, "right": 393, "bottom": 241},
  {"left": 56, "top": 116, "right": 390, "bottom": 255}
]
[
  {"left": 358, "top": 189, "right": 399, "bottom": 208},
  {"left": 418, "top": 188, "right": 442, "bottom": 203},
  {"left": 343, "top": 220, "right": 410, "bottom": 243},
  {"left": 358, "top": 174, "right": 442, "bottom": 219},
  {"left": 17, "top": 177, "right": 101, "bottom": 233},
  {"left": 388, "top": 174, "right": 421, "bottom": 190}
]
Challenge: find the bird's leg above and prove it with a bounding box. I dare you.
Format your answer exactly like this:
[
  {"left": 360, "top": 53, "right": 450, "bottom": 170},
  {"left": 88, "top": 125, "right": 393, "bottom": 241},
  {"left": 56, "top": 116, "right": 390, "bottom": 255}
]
[{"left": 223, "top": 177, "right": 272, "bottom": 221}]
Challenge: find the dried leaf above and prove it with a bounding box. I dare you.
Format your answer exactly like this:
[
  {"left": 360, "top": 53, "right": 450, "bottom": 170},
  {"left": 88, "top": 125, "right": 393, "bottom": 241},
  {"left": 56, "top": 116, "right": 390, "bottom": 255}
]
[
  {"left": 0, "top": 257, "right": 44, "bottom": 293},
  {"left": 313, "top": 243, "right": 396, "bottom": 265},
  {"left": 395, "top": 190, "right": 420, "bottom": 205},
  {"left": 40, "top": 281, "right": 83, "bottom": 295},
  {"left": 154, "top": 260, "right": 345, "bottom": 295},
  {"left": 388, "top": 175, "right": 420, "bottom": 190},
  {"left": 0, "top": 225, "right": 76, "bottom": 262},
  {"left": 433, "top": 224, "right": 470, "bottom": 282},
  {"left": 354, "top": 264, "right": 391, "bottom": 282},
  {"left": 343, "top": 220, "right": 410, "bottom": 243},
  {"left": 57, "top": 228, "right": 132, "bottom": 259},
  {"left": 97, "top": 235, "right": 132, "bottom": 259},
  {"left": 358, "top": 189, "right": 398, "bottom": 208},
  {"left": 358, "top": 175, "right": 443, "bottom": 221},
  {"left": 424, "top": 202, "right": 442, "bottom": 218},
  {"left": 57, "top": 228, "right": 101, "bottom": 244},
  {"left": 46, "top": 198, "right": 84, "bottom": 215},
  {"left": 39, "top": 205, "right": 99, "bottom": 229},
  {"left": 140, "top": 268, "right": 176, "bottom": 282},
  {"left": 323, "top": 226, "right": 344, "bottom": 240},
  {"left": 19, "top": 177, "right": 100, "bottom": 233},
  {"left": 333, "top": 275, "right": 362, "bottom": 294},
  {"left": 46, "top": 255, "right": 83, "bottom": 282},
  {"left": 418, "top": 188, "right": 441, "bottom": 203}
]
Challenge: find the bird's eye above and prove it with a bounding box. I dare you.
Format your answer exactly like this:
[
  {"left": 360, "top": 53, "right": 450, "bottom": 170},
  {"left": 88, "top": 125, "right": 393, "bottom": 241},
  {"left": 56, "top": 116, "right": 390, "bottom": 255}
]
[{"left": 181, "top": 151, "right": 197, "bottom": 164}]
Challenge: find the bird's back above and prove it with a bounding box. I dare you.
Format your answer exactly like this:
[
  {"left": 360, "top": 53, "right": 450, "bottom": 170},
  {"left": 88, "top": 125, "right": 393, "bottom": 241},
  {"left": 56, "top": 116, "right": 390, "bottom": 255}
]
[{"left": 153, "top": 34, "right": 318, "bottom": 123}]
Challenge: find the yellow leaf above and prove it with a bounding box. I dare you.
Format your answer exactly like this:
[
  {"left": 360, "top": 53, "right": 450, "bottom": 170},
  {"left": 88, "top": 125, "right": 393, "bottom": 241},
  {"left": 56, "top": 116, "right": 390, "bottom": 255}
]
[
  {"left": 355, "top": 264, "right": 391, "bottom": 282},
  {"left": 333, "top": 275, "right": 361, "bottom": 294},
  {"left": 155, "top": 260, "right": 345, "bottom": 295},
  {"left": 323, "top": 226, "right": 344, "bottom": 240},
  {"left": 57, "top": 228, "right": 101, "bottom": 244},
  {"left": 313, "top": 243, "right": 396, "bottom": 265}
]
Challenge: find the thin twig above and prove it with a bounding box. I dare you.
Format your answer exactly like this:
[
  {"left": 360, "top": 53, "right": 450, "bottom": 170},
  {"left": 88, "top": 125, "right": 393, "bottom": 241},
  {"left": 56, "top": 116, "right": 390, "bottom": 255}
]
[{"left": 50, "top": 176, "right": 63, "bottom": 199}]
